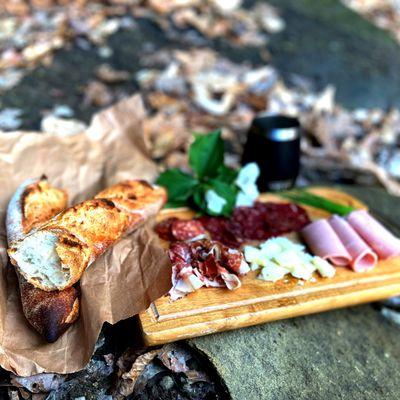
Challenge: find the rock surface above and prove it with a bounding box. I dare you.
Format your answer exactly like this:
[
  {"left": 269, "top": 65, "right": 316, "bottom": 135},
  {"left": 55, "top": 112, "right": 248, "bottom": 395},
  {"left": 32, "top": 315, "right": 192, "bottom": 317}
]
[
  {"left": 189, "top": 185, "right": 400, "bottom": 400},
  {"left": 267, "top": 0, "right": 400, "bottom": 108},
  {"left": 190, "top": 306, "right": 400, "bottom": 400}
]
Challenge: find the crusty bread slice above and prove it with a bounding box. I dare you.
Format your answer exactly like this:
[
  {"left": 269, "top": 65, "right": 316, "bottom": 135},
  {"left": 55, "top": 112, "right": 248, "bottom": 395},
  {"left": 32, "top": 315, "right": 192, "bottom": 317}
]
[
  {"left": 6, "top": 177, "right": 67, "bottom": 244},
  {"left": 6, "top": 177, "right": 80, "bottom": 342},
  {"left": 9, "top": 180, "right": 166, "bottom": 291},
  {"left": 94, "top": 180, "right": 167, "bottom": 218}
]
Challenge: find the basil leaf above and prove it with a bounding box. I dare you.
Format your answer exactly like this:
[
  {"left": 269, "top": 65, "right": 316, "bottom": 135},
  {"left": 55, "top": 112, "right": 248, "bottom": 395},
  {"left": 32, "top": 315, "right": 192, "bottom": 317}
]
[
  {"left": 192, "top": 184, "right": 208, "bottom": 214},
  {"left": 165, "top": 200, "right": 189, "bottom": 209},
  {"left": 156, "top": 168, "right": 198, "bottom": 203},
  {"left": 216, "top": 165, "right": 238, "bottom": 184},
  {"left": 208, "top": 179, "right": 238, "bottom": 217},
  {"left": 189, "top": 130, "right": 224, "bottom": 179}
]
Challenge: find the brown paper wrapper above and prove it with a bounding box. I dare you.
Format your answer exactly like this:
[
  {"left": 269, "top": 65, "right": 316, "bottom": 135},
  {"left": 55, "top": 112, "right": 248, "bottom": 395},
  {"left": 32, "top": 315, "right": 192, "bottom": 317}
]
[{"left": 0, "top": 95, "right": 172, "bottom": 376}]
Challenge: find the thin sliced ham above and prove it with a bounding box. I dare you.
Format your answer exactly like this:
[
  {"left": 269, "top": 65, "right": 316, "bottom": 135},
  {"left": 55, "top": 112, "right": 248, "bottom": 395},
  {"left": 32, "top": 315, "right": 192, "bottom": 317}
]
[
  {"left": 301, "top": 219, "right": 351, "bottom": 266},
  {"left": 329, "top": 215, "right": 377, "bottom": 272},
  {"left": 347, "top": 210, "right": 400, "bottom": 259}
]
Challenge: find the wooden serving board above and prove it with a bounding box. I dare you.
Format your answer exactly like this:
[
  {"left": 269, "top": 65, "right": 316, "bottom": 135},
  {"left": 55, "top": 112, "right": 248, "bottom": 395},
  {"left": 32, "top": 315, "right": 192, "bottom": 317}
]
[{"left": 138, "top": 188, "right": 400, "bottom": 346}]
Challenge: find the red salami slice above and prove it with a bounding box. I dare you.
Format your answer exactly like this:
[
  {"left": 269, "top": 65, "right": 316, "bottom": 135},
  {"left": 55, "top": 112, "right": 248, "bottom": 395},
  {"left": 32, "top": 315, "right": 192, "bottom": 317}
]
[
  {"left": 233, "top": 202, "right": 310, "bottom": 240},
  {"left": 198, "top": 202, "right": 310, "bottom": 246},
  {"left": 171, "top": 219, "right": 206, "bottom": 241},
  {"left": 155, "top": 217, "right": 178, "bottom": 241}
]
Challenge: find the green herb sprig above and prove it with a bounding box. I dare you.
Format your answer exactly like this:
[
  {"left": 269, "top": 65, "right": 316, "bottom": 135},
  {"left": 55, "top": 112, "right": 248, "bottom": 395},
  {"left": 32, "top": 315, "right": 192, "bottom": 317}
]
[
  {"left": 156, "top": 130, "right": 239, "bottom": 217},
  {"left": 280, "top": 190, "right": 356, "bottom": 216}
]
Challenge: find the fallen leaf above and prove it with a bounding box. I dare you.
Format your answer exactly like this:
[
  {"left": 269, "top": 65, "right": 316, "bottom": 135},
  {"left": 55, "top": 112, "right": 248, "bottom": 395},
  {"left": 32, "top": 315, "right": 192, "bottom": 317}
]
[
  {"left": 114, "top": 349, "right": 160, "bottom": 399},
  {"left": 11, "top": 373, "right": 66, "bottom": 393},
  {"left": 83, "top": 80, "right": 114, "bottom": 107},
  {"left": 41, "top": 115, "right": 87, "bottom": 136},
  {"left": 96, "top": 64, "right": 130, "bottom": 83},
  {"left": 147, "top": 0, "right": 200, "bottom": 14},
  {"left": 143, "top": 110, "right": 188, "bottom": 158}
]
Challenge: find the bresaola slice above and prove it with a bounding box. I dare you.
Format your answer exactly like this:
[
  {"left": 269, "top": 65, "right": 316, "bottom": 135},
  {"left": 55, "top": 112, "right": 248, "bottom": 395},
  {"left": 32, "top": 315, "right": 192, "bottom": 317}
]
[
  {"left": 329, "top": 215, "right": 377, "bottom": 272},
  {"left": 347, "top": 210, "right": 400, "bottom": 259},
  {"left": 301, "top": 219, "right": 351, "bottom": 266}
]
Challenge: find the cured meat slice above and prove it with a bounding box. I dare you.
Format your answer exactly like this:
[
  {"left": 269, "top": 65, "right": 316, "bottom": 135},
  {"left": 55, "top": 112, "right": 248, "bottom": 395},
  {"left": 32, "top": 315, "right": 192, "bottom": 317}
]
[
  {"left": 156, "top": 217, "right": 177, "bottom": 241},
  {"left": 217, "top": 266, "right": 242, "bottom": 290},
  {"left": 156, "top": 218, "right": 206, "bottom": 242},
  {"left": 171, "top": 219, "right": 206, "bottom": 241},
  {"left": 221, "top": 247, "right": 250, "bottom": 275},
  {"left": 232, "top": 202, "right": 310, "bottom": 241},
  {"left": 329, "top": 215, "right": 377, "bottom": 272},
  {"left": 301, "top": 219, "right": 351, "bottom": 266},
  {"left": 167, "top": 239, "right": 249, "bottom": 300},
  {"left": 198, "top": 202, "right": 310, "bottom": 246},
  {"left": 197, "top": 216, "right": 241, "bottom": 248},
  {"left": 168, "top": 241, "right": 192, "bottom": 264},
  {"left": 347, "top": 210, "right": 400, "bottom": 259},
  {"left": 168, "top": 242, "right": 204, "bottom": 300},
  {"left": 170, "top": 264, "right": 204, "bottom": 301},
  {"left": 158, "top": 202, "right": 310, "bottom": 247}
]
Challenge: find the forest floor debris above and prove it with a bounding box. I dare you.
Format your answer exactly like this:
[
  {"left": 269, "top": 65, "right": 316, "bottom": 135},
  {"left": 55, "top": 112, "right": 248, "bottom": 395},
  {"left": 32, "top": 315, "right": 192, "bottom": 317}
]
[{"left": 1, "top": 2, "right": 400, "bottom": 194}]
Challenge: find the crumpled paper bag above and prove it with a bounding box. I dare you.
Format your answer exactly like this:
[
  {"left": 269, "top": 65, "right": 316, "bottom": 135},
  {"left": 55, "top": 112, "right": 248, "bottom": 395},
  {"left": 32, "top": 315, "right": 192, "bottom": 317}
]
[{"left": 0, "top": 95, "right": 172, "bottom": 376}]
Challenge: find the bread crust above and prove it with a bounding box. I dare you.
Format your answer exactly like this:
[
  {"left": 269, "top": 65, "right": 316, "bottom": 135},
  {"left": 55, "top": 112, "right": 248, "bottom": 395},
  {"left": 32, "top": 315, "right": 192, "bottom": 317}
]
[
  {"left": 6, "top": 177, "right": 68, "bottom": 243},
  {"left": 6, "top": 177, "right": 79, "bottom": 342},
  {"left": 18, "top": 273, "right": 80, "bottom": 342},
  {"left": 10, "top": 180, "right": 167, "bottom": 291}
]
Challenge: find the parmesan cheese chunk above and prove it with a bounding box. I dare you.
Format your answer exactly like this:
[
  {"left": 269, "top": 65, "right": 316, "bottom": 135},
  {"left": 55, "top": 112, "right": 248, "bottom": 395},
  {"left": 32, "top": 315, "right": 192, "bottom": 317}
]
[
  {"left": 244, "top": 236, "right": 336, "bottom": 283},
  {"left": 312, "top": 256, "right": 336, "bottom": 278},
  {"left": 258, "top": 263, "right": 290, "bottom": 282}
]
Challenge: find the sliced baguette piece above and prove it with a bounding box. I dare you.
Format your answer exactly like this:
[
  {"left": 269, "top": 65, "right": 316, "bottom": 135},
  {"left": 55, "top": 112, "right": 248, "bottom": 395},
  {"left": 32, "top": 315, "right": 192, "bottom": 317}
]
[
  {"left": 6, "top": 176, "right": 68, "bottom": 244},
  {"left": 6, "top": 177, "right": 80, "bottom": 342},
  {"left": 9, "top": 180, "right": 167, "bottom": 291}
]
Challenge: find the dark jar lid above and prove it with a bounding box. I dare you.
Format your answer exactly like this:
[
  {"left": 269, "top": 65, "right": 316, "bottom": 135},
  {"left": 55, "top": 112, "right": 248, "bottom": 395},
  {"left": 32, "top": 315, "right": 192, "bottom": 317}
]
[
  {"left": 242, "top": 114, "right": 301, "bottom": 191},
  {"left": 250, "top": 115, "right": 300, "bottom": 141}
]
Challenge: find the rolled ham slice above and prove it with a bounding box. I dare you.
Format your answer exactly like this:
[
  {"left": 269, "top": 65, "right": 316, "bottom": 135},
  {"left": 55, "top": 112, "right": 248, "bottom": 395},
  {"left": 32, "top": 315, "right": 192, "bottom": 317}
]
[
  {"left": 329, "top": 215, "right": 377, "bottom": 272},
  {"left": 347, "top": 210, "right": 400, "bottom": 259},
  {"left": 301, "top": 219, "right": 351, "bottom": 266}
]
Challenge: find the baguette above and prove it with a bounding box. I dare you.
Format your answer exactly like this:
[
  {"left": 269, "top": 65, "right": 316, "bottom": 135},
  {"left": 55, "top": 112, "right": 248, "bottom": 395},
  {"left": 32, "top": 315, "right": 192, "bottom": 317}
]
[
  {"left": 17, "top": 275, "right": 80, "bottom": 342},
  {"left": 6, "top": 177, "right": 68, "bottom": 244},
  {"left": 6, "top": 177, "right": 80, "bottom": 342},
  {"left": 9, "top": 180, "right": 167, "bottom": 291}
]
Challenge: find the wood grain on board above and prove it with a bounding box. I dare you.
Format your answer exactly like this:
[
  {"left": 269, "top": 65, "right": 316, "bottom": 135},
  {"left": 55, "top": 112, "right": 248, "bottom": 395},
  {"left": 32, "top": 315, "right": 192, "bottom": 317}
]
[{"left": 138, "top": 188, "right": 400, "bottom": 345}]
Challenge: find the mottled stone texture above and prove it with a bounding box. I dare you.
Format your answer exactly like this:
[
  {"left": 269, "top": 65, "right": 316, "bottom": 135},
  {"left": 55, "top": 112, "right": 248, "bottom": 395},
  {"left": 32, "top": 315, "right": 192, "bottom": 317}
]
[{"left": 267, "top": 0, "right": 400, "bottom": 108}]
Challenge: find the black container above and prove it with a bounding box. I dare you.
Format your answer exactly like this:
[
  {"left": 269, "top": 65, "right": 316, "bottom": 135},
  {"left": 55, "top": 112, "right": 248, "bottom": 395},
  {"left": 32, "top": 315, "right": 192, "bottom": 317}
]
[{"left": 242, "top": 115, "right": 301, "bottom": 192}]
